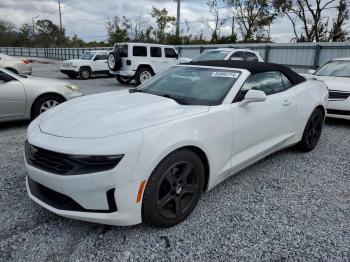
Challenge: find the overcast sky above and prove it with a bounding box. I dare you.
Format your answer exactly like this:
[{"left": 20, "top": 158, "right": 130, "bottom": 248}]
[{"left": 0, "top": 0, "right": 343, "bottom": 43}]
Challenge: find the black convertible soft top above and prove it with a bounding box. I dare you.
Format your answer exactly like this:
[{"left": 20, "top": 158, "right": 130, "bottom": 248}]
[{"left": 185, "top": 60, "right": 305, "bottom": 85}]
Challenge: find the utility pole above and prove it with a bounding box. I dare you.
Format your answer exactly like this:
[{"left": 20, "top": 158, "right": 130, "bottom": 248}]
[
  {"left": 175, "top": 0, "right": 181, "bottom": 38},
  {"left": 58, "top": 1, "right": 62, "bottom": 30},
  {"left": 231, "top": 15, "right": 234, "bottom": 39}
]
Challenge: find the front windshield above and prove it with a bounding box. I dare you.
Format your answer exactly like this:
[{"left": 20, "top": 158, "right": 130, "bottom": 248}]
[
  {"left": 138, "top": 66, "right": 241, "bottom": 106},
  {"left": 80, "top": 52, "right": 95, "bottom": 60},
  {"left": 315, "top": 61, "right": 350, "bottom": 77},
  {"left": 192, "top": 50, "right": 230, "bottom": 62}
]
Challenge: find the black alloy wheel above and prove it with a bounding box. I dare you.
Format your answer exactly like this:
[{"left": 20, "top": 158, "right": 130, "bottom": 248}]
[
  {"left": 142, "top": 150, "right": 204, "bottom": 227},
  {"left": 297, "top": 108, "right": 324, "bottom": 152}
]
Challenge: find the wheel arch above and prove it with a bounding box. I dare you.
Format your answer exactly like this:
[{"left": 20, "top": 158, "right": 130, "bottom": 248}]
[
  {"left": 136, "top": 64, "right": 155, "bottom": 75},
  {"left": 79, "top": 65, "right": 92, "bottom": 72},
  {"left": 315, "top": 104, "right": 326, "bottom": 119},
  {"left": 5, "top": 67, "right": 18, "bottom": 74},
  {"left": 30, "top": 92, "right": 66, "bottom": 119}
]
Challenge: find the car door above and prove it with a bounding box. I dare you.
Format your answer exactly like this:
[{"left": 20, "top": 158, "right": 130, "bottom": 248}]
[
  {"left": 150, "top": 46, "right": 163, "bottom": 74},
  {"left": 229, "top": 71, "right": 296, "bottom": 173},
  {"left": 92, "top": 52, "right": 108, "bottom": 72},
  {"left": 162, "top": 48, "right": 179, "bottom": 71},
  {"left": 0, "top": 70, "right": 26, "bottom": 119}
]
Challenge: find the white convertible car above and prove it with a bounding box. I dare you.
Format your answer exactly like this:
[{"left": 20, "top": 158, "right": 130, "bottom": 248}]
[
  {"left": 307, "top": 57, "right": 350, "bottom": 120},
  {"left": 25, "top": 61, "right": 328, "bottom": 227}
]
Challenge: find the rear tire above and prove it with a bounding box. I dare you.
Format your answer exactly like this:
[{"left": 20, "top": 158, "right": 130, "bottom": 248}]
[
  {"left": 135, "top": 67, "right": 153, "bottom": 86},
  {"left": 32, "top": 94, "right": 65, "bottom": 119},
  {"left": 79, "top": 67, "right": 91, "bottom": 80},
  {"left": 297, "top": 108, "right": 324, "bottom": 152},
  {"left": 142, "top": 149, "right": 205, "bottom": 227},
  {"left": 116, "top": 75, "right": 131, "bottom": 84}
]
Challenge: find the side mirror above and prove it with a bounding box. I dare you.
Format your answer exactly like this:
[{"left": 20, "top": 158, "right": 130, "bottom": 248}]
[
  {"left": 308, "top": 69, "right": 316, "bottom": 75},
  {"left": 239, "top": 89, "right": 267, "bottom": 107}
]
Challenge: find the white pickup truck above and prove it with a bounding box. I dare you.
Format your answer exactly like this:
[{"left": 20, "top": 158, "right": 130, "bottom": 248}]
[{"left": 60, "top": 50, "right": 110, "bottom": 80}]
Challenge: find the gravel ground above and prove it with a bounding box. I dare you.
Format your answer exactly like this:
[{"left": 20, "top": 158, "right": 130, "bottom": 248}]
[{"left": 0, "top": 63, "right": 349, "bottom": 262}]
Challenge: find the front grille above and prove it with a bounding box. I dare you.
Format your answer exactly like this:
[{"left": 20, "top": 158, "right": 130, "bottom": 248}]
[
  {"left": 327, "top": 109, "right": 350, "bottom": 116},
  {"left": 25, "top": 141, "right": 123, "bottom": 176},
  {"left": 28, "top": 176, "right": 117, "bottom": 213},
  {"left": 25, "top": 142, "right": 74, "bottom": 175},
  {"left": 329, "top": 90, "right": 350, "bottom": 100}
]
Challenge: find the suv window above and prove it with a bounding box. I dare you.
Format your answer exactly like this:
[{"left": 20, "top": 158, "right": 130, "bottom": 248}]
[
  {"left": 245, "top": 52, "right": 259, "bottom": 62},
  {"left": 151, "top": 47, "right": 162, "bottom": 58},
  {"left": 133, "top": 46, "right": 147, "bottom": 57},
  {"left": 165, "top": 48, "right": 177, "bottom": 58},
  {"left": 230, "top": 51, "right": 244, "bottom": 61},
  {"left": 94, "top": 53, "right": 107, "bottom": 60},
  {"left": 116, "top": 45, "right": 128, "bottom": 57},
  {"left": 235, "top": 71, "right": 287, "bottom": 101}
]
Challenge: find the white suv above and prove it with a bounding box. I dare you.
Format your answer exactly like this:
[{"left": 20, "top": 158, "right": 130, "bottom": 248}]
[
  {"left": 191, "top": 48, "right": 264, "bottom": 62},
  {"left": 60, "top": 50, "right": 110, "bottom": 80},
  {"left": 107, "top": 43, "right": 188, "bottom": 85}
]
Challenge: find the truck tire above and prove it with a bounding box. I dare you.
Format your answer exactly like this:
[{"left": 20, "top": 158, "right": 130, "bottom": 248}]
[{"left": 107, "top": 52, "right": 122, "bottom": 71}]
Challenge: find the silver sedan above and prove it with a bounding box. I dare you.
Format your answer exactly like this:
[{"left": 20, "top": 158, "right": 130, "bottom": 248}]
[{"left": 0, "top": 68, "right": 82, "bottom": 123}]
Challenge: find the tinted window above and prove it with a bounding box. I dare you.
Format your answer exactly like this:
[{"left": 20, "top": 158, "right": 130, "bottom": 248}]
[
  {"left": 165, "top": 48, "right": 177, "bottom": 58},
  {"left": 281, "top": 73, "right": 292, "bottom": 88},
  {"left": 94, "top": 53, "right": 107, "bottom": 60},
  {"left": 116, "top": 44, "right": 128, "bottom": 57},
  {"left": 139, "top": 66, "right": 241, "bottom": 106},
  {"left": 230, "top": 51, "right": 244, "bottom": 61},
  {"left": 315, "top": 61, "right": 350, "bottom": 77},
  {"left": 80, "top": 52, "right": 95, "bottom": 60},
  {"left": 245, "top": 52, "right": 259, "bottom": 62},
  {"left": 0, "top": 71, "right": 15, "bottom": 82},
  {"left": 192, "top": 50, "right": 230, "bottom": 62},
  {"left": 133, "top": 46, "right": 147, "bottom": 57},
  {"left": 151, "top": 47, "right": 162, "bottom": 57},
  {"left": 236, "top": 71, "right": 285, "bottom": 101}
]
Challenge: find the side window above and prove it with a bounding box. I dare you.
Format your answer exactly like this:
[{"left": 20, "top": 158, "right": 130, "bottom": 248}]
[
  {"left": 245, "top": 52, "right": 259, "bottom": 62},
  {"left": 235, "top": 71, "right": 286, "bottom": 101},
  {"left": 165, "top": 48, "right": 178, "bottom": 58},
  {"left": 281, "top": 73, "right": 293, "bottom": 89},
  {"left": 151, "top": 47, "right": 162, "bottom": 58},
  {"left": 94, "top": 53, "right": 107, "bottom": 60},
  {"left": 230, "top": 51, "right": 245, "bottom": 61},
  {"left": 0, "top": 71, "right": 14, "bottom": 82},
  {"left": 133, "top": 46, "right": 147, "bottom": 57}
]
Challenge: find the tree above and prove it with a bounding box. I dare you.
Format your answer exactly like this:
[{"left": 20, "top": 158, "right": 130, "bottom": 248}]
[
  {"left": 224, "top": 0, "right": 277, "bottom": 42},
  {"left": 275, "top": 0, "right": 349, "bottom": 42},
  {"left": 207, "top": 0, "right": 227, "bottom": 43},
  {"left": 151, "top": 7, "right": 176, "bottom": 43},
  {"left": 35, "top": 19, "right": 66, "bottom": 47},
  {"left": 106, "top": 16, "right": 131, "bottom": 44}
]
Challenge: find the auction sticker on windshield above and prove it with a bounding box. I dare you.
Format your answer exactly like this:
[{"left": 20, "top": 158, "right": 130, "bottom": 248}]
[{"left": 211, "top": 71, "right": 240, "bottom": 78}]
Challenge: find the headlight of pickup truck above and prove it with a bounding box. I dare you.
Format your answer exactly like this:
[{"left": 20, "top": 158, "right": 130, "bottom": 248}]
[{"left": 65, "top": 84, "right": 80, "bottom": 92}]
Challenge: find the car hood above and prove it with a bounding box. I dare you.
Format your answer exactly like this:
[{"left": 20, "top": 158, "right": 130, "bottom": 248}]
[
  {"left": 20, "top": 75, "right": 69, "bottom": 86},
  {"left": 39, "top": 91, "right": 209, "bottom": 138},
  {"left": 63, "top": 59, "right": 85, "bottom": 63},
  {"left": 304, "top": 75, "right": 350, "bottom": 92}
]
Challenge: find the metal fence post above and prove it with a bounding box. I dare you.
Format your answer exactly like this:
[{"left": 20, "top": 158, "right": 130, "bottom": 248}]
[
  {"left": 313, "top": 45, "right": 321, "bottom": 69},
  {"left": 199, "top": 46, "right": 204, "bottom": 54},
  {"left": 178, "top": 47, "right": 182, "bottom": 56},
  {"left": 264, "top": 45, "right": 270, "bottom": 62}
]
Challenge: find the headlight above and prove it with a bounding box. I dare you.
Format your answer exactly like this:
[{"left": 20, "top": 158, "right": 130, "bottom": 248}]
[{"left": 65, "top": 84, "right": 80, "bottom": 92}]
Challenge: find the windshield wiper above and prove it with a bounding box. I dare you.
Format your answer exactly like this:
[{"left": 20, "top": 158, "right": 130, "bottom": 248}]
[{"left": 161, "top": 94, "right": 189, "bottom": 105}]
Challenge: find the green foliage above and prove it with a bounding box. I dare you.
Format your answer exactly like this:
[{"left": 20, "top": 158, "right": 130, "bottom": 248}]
[{"left": 151, "top": 7, "right": 176, "bottom": 43}]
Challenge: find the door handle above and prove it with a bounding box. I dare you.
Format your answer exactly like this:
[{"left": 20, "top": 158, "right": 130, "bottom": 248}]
[{"left": 283, "top": 99, "right": 292, "bottom": 106}]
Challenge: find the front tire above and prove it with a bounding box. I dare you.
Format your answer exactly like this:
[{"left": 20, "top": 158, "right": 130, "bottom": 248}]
[
  {"left": 32, "top": 94, "right": 65, "bottom": 119},
  {"left": 142, "top": 149, "right": 205, "bottom": 227},
  {"left": 79, "top": 67, "right": 91, "bottom": 80},
  {"left": 116, "top": 74, "right": 131, "bottom": 84},
  {"left": 297, "top": 108, "right": 324, "bottom": 152},
  {"left": 135, "top": 68, "right": 153, "bottom": 86}
]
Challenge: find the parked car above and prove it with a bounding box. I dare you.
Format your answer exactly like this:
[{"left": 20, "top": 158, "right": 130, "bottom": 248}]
[
  {"left": 107, "top": 43, "right": 190, "bottom": 85},
  {"left": 60, "top": 50, "right": 110, "bottom": 80},
  {"left": 25, "top": 61, "right": 328, "bottom": 227},
  {"left": 0, "top": 53, "right": 32, "bottom": 75},
  {"left": 306, "top": 58, "right": 350, "bottom": 120},
  {"left": 0, "top": 68, "right": 82, "bottom": 122},
  {"left": 190, "top": 48, "right": 264, "bottom": 63}
]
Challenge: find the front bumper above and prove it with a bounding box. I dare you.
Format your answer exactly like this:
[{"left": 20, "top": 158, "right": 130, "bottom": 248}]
[
  {"left": 110, "top": 70, "right": 135, "bottom": 77},
  {"left": 25, "top": 127, "right": 145, "bottom": 226},
  {"left": 327, "top": 99, "right": 350, "bottom": 120},
  {"left": 60, "top": 69, "right": 78, "bottom": 74}
]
